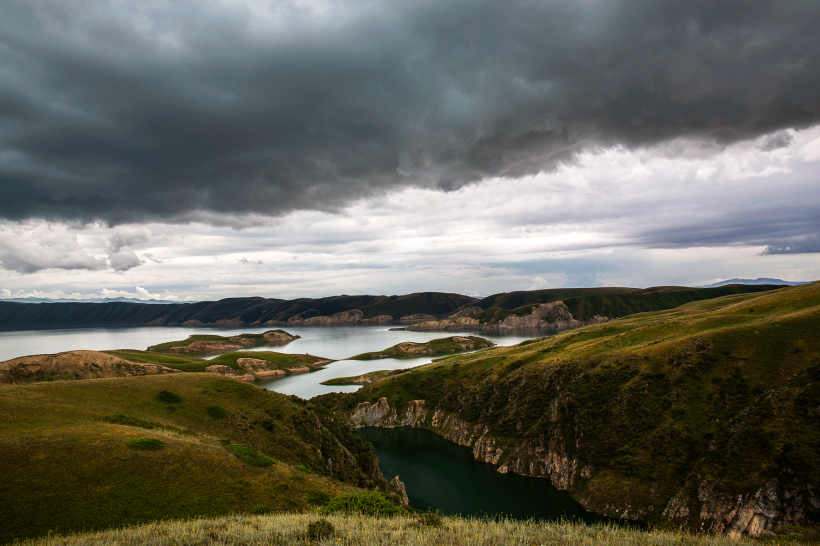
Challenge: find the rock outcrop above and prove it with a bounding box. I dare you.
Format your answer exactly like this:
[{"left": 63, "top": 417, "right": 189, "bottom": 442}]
[
  {"left": 447, "top": 306, "right": 483, "bottom": 319},
  {"left": 399, "top": 313, "right": 437, "bottom": 323},
  {"left": 389, "top": 476, "right": 410, "bottom": 506},
  {"left": 168, "top": 340, "right": 244, "bottom": 354},
  {"left": 407, "top": 301, "right": 608, "bottom": 332},
  {"left": 0, "top": 351, "right": 181, "bottom": 385},
  {"left": 282, "top": 309, "right": 393, "bottom": 326},
  {"left": 204, "top": 364, "right": 256, "bottom": 382},
  {"left": 349, "top": 396, "right": 798, "bottom": 537}
]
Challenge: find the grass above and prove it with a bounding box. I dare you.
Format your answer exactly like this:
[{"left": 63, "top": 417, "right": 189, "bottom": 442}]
[
  {"left": 11, "top": 512, "right": 816, "bottom": 546},
  {"left": 349, "top": 336, "right": 493, "bottom": 360},
  {"left": 147, "top": 330, "right": 293, "bottom": 353},
  {"left": 321, "top": 369, "right": 410, "bottom": 386},
  {"left": 0, "top": 374, "right": 385, "bottom": 543},
  {"left": 318, "top": 282, "right": 820, "bottom": 533},
  {"left": 102, "top": 349, "right": 332, "bottom": 376}
]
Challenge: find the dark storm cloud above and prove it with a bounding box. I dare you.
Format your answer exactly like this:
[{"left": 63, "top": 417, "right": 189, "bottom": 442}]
[
  {"left": 762, "top": 234, "right": 820, "bottom": 255},
  {"left": 1, "top": 0, "right": 819, "bottom": 224}
]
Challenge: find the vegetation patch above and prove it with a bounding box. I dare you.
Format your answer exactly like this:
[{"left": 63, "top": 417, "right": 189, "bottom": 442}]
[
  {"left": 126, "top": 438, "right": 164, "bottom": 451},
  {"left": 224, "top": 443, "right": 275, "bottom": 467},
  {"left": 101, "top": 413, "right": 157, "bottom": 429},
  {"left": 308, "top": 489, "right": 332, "bottom": 506},
  {"left": 319, "top": 491, "right": 404, "bottom": 516},
  {"left": 154, "top": 390, "right": 182, "bottom": 404},
  {"left": 306, "top": 518, "right": 336, "bottom": 541},
  {"left": 204, "top": 404, "right": 227, "bottom": 419}
]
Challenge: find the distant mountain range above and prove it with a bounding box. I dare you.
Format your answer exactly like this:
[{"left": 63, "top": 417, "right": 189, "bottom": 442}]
[
  {"left": 700, "top": 277, "right": 812, "bottom": 288},
  {"left": 2, "top": 297, "right": 185, "bottom": 304},
  {"left": 0, "top": 285, "right": 793, "bottom": 331}
]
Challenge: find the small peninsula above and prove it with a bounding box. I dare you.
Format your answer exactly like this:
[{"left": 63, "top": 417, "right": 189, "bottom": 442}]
[{"left": 348, "top": 336, "right": 494, "bottom": 360}]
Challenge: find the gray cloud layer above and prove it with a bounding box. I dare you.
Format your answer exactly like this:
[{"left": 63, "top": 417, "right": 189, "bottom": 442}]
[{"left": 1, "top": 0, "right": 819, "bottom": 224}]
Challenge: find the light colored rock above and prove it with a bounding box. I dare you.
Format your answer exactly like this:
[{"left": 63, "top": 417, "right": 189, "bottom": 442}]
[
  {"left": 169, "top": 340, "right": 244, "bottom": 354},
  {"left": 288, "top": 366, "right": 310, "bottom": 373},
  {"left": 263, "top": 330, "right": 300, "bottom": 343},
  {"left": 399, "top": 313, "right": 438, "bottom": 323},
  {"left": 254, "top": 369, "right": 286, "bottom": 378},
  {"left": 236, "top": 358, "right": 274, "bottom": 372},
  {"left": 288, "top": 309, "right": 365, "bottom": 326},
  {"left": 361, "top": 315, "right": 394, "bottom": 324},
  {"left": 448, "top": 306, "right": 483, "bottom": 319},
  {"left": 389, "top": 476, "right": 410, "bottom": 506},
  {"left": 407, "top": 301, "right": 609, "bottom": 332}
]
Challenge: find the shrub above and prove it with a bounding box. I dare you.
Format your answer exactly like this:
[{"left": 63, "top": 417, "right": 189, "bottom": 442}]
[
  {"left": 205, "top": 404, "right": 227, "bottom": 419},
  {"left": 308, "top": 489, "right": 332, "bottom": 506},
  {"left": 294, "top": 464, "right": 312, "bottom": 473},
  {"left": 101, "top": 414, "right": 155, "bottom": 429},
  {"left": 306, "top": 519, "right": 335, "bottom": 541},
  {"left": 155, "top": 390, "right": 182, "bottom": 404},
  {"left": 126, "top": 438, "right": 164, "bottom": 451},
  {"left": 417, "top": 511, "right": 444, "bottom": 527},
  {"left": 224, "top": 443, "right": 274, "bottom": 467},
  {"left": 318, "top": 491, "right": 403, "bottom": 516},
  {"left": 250, "top": 504, "right": 270, "bottom": 515}
]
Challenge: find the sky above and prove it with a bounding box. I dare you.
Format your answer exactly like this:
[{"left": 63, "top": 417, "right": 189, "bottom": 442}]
[{"left": 1, "top": 0, "right": 819, "bottom": 302}]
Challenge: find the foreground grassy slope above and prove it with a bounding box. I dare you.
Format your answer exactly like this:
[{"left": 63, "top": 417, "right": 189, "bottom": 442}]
[
  {"left": 16, "top": 512, "right": 818, "bottom": 546},
  {"left": 0, "top": 374, "right": 383, "bottom": 542},
  {"left": 319, "top": 283, "right": 820, "bottom": 534}
]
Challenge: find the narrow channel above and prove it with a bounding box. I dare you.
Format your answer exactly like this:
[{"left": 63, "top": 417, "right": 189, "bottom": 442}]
[{"left": 355, "top": 427, "right": 612, "bottom": 525}]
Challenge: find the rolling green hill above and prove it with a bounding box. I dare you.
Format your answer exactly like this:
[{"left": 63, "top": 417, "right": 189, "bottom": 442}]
[
  {"left": 318, "top": 283, "right": 820, "bottom": 536},
  {"left": 0, "top": 374, "right": 384, "bottom": 543},
  {"left": 471, "top": 285, "right": 785, "bottom": 321}
]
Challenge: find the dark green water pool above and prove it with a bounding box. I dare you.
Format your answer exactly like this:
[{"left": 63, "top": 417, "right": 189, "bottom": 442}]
[{"left": 355, "top": 427, "right": 611, "bottom": 524}]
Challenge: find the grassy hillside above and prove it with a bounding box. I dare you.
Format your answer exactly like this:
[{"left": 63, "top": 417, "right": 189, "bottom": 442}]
[
  {"left": 0, "top": 292, "right": 478, "bottom": 331},
  {"left": 15, "top": 512, "right": 817, "bottom": 546},
  {"left": 0, "top": 374, "right": 384, "bottom": 542},
  {"left": 470, "top": 285, "right": 785, "bottom": 321},
  {"left": 318, "top": 283, "right": 820, "bottom": 535}
]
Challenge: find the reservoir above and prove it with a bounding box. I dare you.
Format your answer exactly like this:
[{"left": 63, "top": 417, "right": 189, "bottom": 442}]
[
  {"left": 355, "top": 427, "right": 610, "bottom": 525},
  {"left": 0, "top": 325, "right": 541, "bottom": 398}
]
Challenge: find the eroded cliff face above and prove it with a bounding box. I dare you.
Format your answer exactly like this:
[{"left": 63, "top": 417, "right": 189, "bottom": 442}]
[
  {"left": 351, "top": 397, "right": 578, "bottom": 491},
  {"left": 407, "top": 301, "right": 608, "bottom": 332},
  {"left": 350, "top": 396, "right": 806, "bottom": 537},
  {"left": 275, "top": 309, "right": 394, "bottom": 326},
  {"left": 661, "top": 478, "right": 820, "bottom": 538}
]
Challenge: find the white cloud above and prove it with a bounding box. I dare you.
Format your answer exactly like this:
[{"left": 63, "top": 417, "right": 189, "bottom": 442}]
[{"left": 0, "top": 221, "right": 107, "bottom": 273}]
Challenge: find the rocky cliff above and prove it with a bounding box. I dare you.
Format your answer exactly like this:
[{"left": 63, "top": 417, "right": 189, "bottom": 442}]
[
  {"left": 281, "top": 309, "right": 393, "bottom": 326},
  {"left": 407, "top": 301, "right": 608, "bottom": 332},
  {"left": 324, "top": 283, "right": 820, "bottom": 537}
]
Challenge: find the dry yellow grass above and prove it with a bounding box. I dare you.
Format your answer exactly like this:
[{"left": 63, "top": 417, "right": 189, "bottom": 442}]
[{"left": 14, "top": 512, "right": 813, "bottom": 546}]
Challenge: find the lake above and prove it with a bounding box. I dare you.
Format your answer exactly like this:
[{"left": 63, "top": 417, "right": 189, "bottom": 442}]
[
  {"left": 0, "top": 325, "right": 540, "bottom": 398},
  {"left": 355, "top": 427, "right": 611, "bottom": 524}
]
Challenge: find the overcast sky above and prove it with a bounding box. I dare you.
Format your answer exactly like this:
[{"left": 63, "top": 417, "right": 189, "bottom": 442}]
[{"left": 1, "top": 0, "right": 819, "bottom": 301}]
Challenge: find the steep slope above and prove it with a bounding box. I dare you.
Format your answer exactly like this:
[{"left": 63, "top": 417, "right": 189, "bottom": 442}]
[
  {"left": 0, "top": 374, "right": 384, "bottom": 542},
  {"left": 317, "top": 283, "right": 820, "bottom": 536}
]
